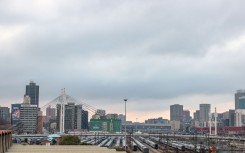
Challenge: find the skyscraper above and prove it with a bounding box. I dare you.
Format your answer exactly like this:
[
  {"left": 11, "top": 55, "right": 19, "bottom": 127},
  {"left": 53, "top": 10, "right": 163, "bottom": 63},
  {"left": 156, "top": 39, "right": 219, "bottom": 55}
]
[
  {"left": 46, "top": 105, "right": 56, "bottom": 121},
  {"left": 25, "top": 81, "right": 39, "bottom": 108},
  {"left": 20, "top": 103, "right": 38, "bottom": 134},
  {"left": 235, "top": 90, "right": 245, "bottom": 109},
  {"left": 56, "top": 103, "right": 84, "bottom": 132},
  {"left": 199, "top": 104, "right": 210, "bottom": 127},
  {"left": 82, "top": 110, "right": 89, "bottom": 130},
  {"left": 170, "top": 104, "right": 183, "bottom": 121},
  {"left": 238, "top": 96, "right": 245, "bottom": 109},
  {"left": 183, "top": 110, "right": 191, "bottom": 122},
  {"left": 0, "top": 107, "right": 10, "bottom": 122}
]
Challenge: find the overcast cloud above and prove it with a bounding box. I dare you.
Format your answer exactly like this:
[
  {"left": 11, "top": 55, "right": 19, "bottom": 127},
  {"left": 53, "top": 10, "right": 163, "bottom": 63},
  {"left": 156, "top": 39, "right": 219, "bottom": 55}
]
[{"left": 1, "top": 0, "right": 245, "bottom": 121}]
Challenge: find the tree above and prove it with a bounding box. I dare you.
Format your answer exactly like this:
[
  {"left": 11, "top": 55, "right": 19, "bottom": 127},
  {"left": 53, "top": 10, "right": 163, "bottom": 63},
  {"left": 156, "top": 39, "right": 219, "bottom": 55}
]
[{"left": 59, "top": 135, "right": 80, "bottom": 145}]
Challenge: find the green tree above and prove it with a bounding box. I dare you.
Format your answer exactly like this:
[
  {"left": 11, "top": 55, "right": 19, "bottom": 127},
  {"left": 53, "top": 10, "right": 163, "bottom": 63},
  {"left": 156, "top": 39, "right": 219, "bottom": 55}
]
[{"left": 59, "top": 135, "right": 80, "bottom": 145}]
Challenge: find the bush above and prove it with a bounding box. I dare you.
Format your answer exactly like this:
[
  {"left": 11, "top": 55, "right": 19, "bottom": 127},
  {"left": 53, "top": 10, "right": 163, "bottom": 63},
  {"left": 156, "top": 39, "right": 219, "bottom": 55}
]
[{"left": 59, "top": 135, "right": 80, "bottom": 145}]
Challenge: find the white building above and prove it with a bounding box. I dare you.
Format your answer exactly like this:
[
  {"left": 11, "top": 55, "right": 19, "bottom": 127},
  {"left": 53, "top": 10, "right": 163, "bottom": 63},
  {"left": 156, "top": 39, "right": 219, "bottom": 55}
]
[{"left": 235, "top": 109, "right": 245, "bottom": 127}]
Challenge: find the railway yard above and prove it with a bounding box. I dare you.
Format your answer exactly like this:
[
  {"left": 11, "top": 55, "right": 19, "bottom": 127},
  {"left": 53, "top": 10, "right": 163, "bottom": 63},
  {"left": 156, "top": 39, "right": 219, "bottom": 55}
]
[
  {"left": 13, "top": 134, "right": 245, "bottom": 153},
  {"left": 79, "top": 134, "right": 245, "bottom": 153}
]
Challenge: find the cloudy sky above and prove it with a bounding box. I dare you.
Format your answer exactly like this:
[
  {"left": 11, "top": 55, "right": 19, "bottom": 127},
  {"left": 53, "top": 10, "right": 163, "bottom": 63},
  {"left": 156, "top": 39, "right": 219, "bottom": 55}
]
[{"left": 1, "top": 0, "right": 245, "bottom": 121}]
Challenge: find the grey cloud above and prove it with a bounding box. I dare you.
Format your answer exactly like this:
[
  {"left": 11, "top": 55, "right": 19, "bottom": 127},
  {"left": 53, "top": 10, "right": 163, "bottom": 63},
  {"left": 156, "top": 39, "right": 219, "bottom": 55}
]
[{"left": 1, "top": 1, "right": 245, "bottom": 117}]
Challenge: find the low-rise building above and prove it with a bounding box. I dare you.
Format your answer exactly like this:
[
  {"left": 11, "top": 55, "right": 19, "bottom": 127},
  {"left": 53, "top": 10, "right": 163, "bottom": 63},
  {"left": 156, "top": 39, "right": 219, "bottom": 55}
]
[{"left": 90, "top": 119, "right": 121, "bottom": 133}]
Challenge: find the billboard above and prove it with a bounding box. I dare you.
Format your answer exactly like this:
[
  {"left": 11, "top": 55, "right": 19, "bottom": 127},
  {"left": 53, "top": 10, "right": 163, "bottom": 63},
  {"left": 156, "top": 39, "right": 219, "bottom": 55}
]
[{"left": 11, "top": 104, "right": 21, "bottom": 125}]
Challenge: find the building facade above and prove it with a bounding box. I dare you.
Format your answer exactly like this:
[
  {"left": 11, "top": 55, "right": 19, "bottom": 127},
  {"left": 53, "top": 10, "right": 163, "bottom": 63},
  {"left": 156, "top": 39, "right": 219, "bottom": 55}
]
[
  {"left": 199, "top": 104, "right": 210, "bottom": 127},
  {"left": 235, "top": 109, "right": 245, "bottom": 127},
  {"left": 238, "top": 96, "right": 245, "bottom": 109},
  {"left": 145, "top": 117, "right": 168, "bottom": 124},
  {"left": 90, "top": 119, "right": 121, "bottom": 133},
  {"left": 82, "top": 110, "right": 89, "bottom": 130},
  {"left": 0, "top": 107, "right": 10, "bottom": 122},
  {"left": 25, "top": 81, "right": 39, "bottom": 108},
  {"left": 56, "top": 103, "right": 88, "bottom": 132},
  {"left": 170, "top": 104, "right": 183, "bottom": 121},
  {"left": 183, "top": 110, "right": 191, "bottom": 122},
  {"left": 229, "top": 109, "right": 235, "bottom": 126},
  {"left": 122, "top": 123, "right": 171, "bottom": 133},
  {"left": 46, "top": 106, "right": 56, "bottom": 122},
  {"left": 20, "top": 104, "right": 38, "bottom": 134},
  {"left": 235, "top": 90, "right": 245, "bottom": 109}
]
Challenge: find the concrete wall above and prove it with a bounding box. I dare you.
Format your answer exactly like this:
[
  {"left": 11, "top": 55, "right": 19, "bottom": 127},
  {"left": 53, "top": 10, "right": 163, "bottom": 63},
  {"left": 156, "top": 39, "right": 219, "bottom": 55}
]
[{"left": 0, "top": 130, "right": 12, "bottom": 153}]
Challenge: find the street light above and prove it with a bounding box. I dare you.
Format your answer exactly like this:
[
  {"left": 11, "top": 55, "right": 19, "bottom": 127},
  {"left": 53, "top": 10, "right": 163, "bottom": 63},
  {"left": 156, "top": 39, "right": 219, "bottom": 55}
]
[{"left": 124, "top": 99, "right": 127, "bottom": 151}]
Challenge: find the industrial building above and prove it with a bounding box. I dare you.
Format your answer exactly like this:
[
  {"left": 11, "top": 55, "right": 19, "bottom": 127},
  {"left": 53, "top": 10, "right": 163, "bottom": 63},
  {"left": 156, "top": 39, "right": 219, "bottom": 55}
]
[
  {"left": 90, "top": 119, "right": 121, "bottom": 132},
  {"left": 122, "top": 122, "right": 171, "bottom": 133}
]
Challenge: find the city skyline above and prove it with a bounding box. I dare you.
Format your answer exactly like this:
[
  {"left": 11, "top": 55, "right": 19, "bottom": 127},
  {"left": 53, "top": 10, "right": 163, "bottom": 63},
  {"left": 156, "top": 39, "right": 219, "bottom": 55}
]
[{"left": 1, "top": 1, "right": 245, "bottom": 122}]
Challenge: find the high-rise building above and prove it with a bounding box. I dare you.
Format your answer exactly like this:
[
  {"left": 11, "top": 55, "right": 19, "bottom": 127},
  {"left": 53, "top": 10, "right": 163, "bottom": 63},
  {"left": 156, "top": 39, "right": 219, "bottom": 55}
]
[
  {"left": 235, "top": 90, "right": 245, "bottom": 109},
  {"left": 46, "top": 105, "right": 56, "bottom": 121},
  {"left": 199, "top": 104, "right": 210, "bottom": 127},
  {"left": 170, "top": 104, "right": 183, "bottom": 121},
  {"left": 238, "top": 97, "right": 245, "bottom": 109},
  {"left": 64, "top": 103, "right": 76, "bottom": 131},
  {"left": 20, "top": 104, "right": 38, "bottom": 134},
  {"left": 235, "top": 109, "right": 245, "bottom": 127},
  {"left": 193, "top": 110, "right": 200, "bottom": 121},
  {"left": 0, "top": 107, "right": 10, "bottom": 122},
  {"left": 183, "top": 110, "right": 191, "bottom": 122},
  {"left": 74, "top": 104, "right": 83, "bottom": 130},
  {"left": 56, "top": 103, "right": 85, "bottom": 132},
  {"left": 229, "top": 109, "right": 235, "bottom": 126},
  {"left": 82, "top": 110, "right": 89, "bottom": 130},
  {"left": 25, "top": 81, "right": 39, "bottom": 108}
]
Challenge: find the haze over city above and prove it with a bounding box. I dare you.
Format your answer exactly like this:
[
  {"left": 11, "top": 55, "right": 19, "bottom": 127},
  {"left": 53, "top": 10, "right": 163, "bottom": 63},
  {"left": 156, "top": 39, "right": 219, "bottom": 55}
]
[{"left": 1, "top": 0, "right": 245, "bottom": 121}]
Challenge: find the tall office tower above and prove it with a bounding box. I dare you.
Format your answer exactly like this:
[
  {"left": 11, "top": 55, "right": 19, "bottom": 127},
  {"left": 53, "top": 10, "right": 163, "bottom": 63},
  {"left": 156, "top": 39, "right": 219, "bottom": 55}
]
[
  {"left": 199, "top": 104, "right": 211, "bottom": 127},
  {"left": 193, "top": 110, "right": 200, "bottom": 121},
  {"left": 46, "top": 105, "right": 56, "bottom": 121},
  {"left": 170, "top": 104, "right": 183, "bottom": 121},
  {"left": 238, "top": 97, "right": 245, "bottom": 109},
  {"left": 25, "top": 81, "right": 39, "bottom": 108},
  {"left": 0, "top": 107, "right": 10, "bottom": 122},
  {"left": 229, "top": 109, "right": 235, "bottom": 126},
  {"left": 56, "top": 103, "right": 84, "bottom": 132},
  {"left": 74, "top": 105, "right": 82, "bottom": 130},
  {"left": 183, "top": 110, "right": 191, "bottom": 122},
  {"left": 56, "top": 104, "right": 61, "bottom": 131},
  {"left": 20, "top": 103, "right": 38, "bottom": 134},
  {"left": 235, "top": 90, "right": 245, "bottom": 109},
  {"left": 64, "top": 103, "right": 76, "bottom": 131},
  {"left": 82, "top": 110, "right": 89, "bottom": 130}
]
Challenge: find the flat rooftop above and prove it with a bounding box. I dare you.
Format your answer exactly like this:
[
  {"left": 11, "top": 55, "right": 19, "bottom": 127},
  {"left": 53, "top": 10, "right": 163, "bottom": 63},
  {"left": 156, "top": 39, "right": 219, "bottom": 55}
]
[{"left": 7, "top": 145, "right": 126, "bottom": 153}]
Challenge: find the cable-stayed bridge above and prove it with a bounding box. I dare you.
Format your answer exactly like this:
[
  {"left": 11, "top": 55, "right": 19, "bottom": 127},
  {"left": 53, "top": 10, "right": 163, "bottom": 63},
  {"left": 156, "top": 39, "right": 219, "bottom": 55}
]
[{"left": 40, "top": 89, "right": 98, "bottom": 133}]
